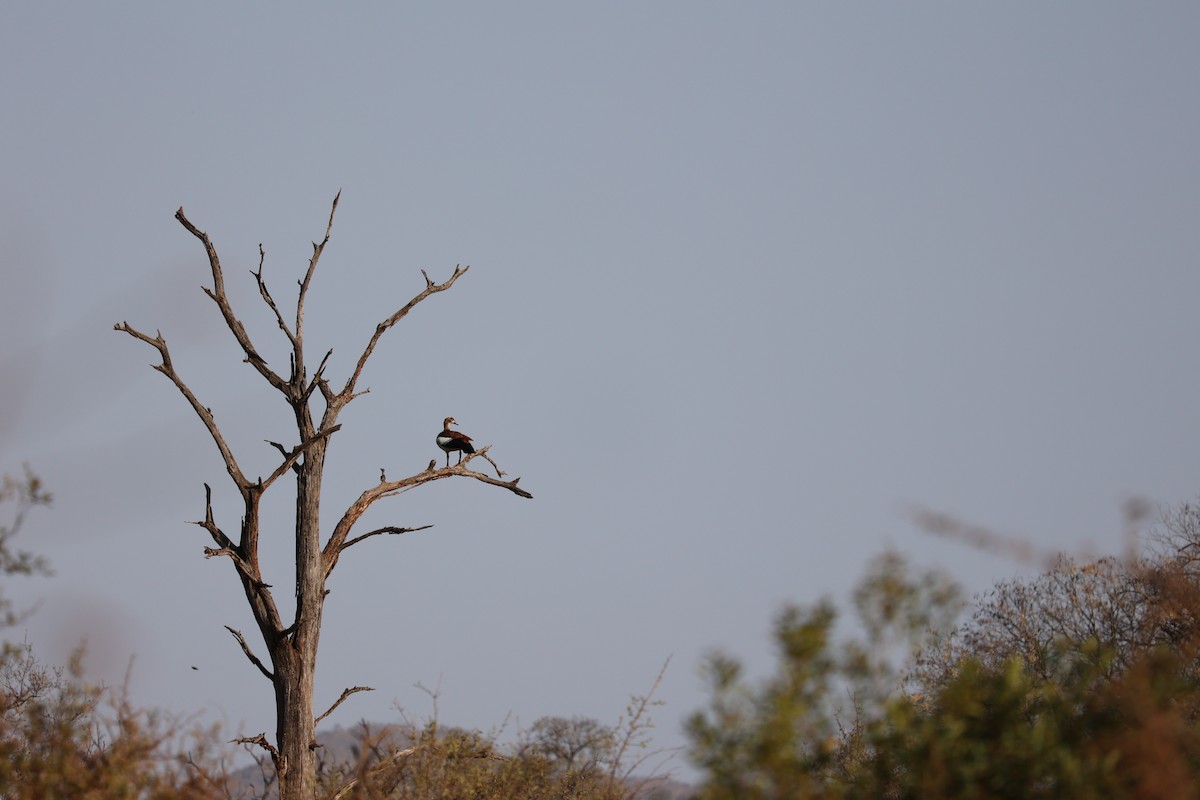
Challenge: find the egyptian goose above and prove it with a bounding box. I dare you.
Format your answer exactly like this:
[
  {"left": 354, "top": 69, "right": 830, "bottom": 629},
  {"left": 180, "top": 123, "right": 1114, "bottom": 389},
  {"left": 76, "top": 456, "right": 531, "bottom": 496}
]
[{"left": 436, "top": 417, "right": 475, "bottom": 466}]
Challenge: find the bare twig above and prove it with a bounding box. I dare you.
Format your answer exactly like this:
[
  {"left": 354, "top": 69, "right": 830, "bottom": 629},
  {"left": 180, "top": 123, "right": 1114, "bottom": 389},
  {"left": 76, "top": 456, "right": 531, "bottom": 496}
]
[
  {"left": 233, "top": 732, "right": 280, "bottom": 762},
  {"left": 303, "top": 348, "right": 334, "bottom": 403},
  {"left": 458, "top": 451, "right": 533, "bottom": 498},
  {"left": 609, "top": 656, "right": 674, "bottom": 794},
  {"left": 314, "top": 685, "right": 374, "bottom": 727},
  {"left": 225, "top": 626, "right": 274, "bottom": 681},
  {"left": 296, "top": 191, "right": 340, "bottom": 346},
  {"left": 473, "top": 448, "right": 506, "bottom": 478},
  {"left": 342, "top": 524, "right": 433, "bottom": 550},
  {"left": 252, "top": 244, "right": 300, "bottom": 354},
  {"left": 192, "top": 483, "right": 236, "bottom": 550}
]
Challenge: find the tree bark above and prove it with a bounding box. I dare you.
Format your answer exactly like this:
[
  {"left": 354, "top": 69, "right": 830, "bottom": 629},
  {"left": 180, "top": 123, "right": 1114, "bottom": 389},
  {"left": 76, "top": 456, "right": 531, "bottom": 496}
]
[{"left": 274, "top": 445, "right": 326, "bottom": 797}]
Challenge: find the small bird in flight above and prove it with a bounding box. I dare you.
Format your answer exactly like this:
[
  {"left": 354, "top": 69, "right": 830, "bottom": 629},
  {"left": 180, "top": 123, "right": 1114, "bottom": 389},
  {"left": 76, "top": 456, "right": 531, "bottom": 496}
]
[{"left": 437, "top": 417, "right": 475, "bottom": 467}]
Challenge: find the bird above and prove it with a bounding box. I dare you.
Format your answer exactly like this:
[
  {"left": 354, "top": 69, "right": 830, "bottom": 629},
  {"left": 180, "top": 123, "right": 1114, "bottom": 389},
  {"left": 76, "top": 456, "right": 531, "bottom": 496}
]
[{"left": 436, "top": 416, "right": 475, "bottom": 467}]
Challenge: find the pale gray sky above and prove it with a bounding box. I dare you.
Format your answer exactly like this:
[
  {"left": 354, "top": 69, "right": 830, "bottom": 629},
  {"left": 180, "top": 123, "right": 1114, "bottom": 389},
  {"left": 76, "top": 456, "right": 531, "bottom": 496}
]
[{"left": 3, "top": 2, "right": 1199, "bottom": 776}]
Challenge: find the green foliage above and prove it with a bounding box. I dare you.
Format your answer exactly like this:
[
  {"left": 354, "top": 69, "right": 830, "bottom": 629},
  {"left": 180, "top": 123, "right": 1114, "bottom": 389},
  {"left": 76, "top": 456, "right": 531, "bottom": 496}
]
[
  {"left": 686, "top": 544, "right": 1200, "bottom": 799},
  {"left": 0, "top": 466, "right": 52, "bottom": 627},
  {"left": 686, "top": 601, "right": 840, "bottom": 800}
]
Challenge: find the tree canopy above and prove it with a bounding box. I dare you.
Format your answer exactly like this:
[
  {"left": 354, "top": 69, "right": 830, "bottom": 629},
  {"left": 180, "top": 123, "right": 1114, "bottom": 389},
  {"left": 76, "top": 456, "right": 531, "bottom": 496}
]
[{"left": 686, "top": 509, "right": 1200, "bottom": 799}]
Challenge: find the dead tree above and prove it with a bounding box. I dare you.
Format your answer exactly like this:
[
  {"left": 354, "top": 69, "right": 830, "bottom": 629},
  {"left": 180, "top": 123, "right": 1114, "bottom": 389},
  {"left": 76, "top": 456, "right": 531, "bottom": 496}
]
[{"left": 115, "top": 194, "right": 531, "bottom": 800}]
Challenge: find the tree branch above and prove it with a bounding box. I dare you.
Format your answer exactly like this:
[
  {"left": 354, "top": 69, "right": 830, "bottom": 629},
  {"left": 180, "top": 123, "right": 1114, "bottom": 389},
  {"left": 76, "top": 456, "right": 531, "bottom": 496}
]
[
  {"left": 304, "top": 348, "right": 334, "bottom": 404},
  {"left": 202, "top": 544, "right": 271, "bottom": 590},
  {"left": 337, "top": 264, "right": 469, "bottom": 404},
  {"left": 261, "top": 425, "right": 343, "bottom": 490},
  {"left": 341, "top": 524, "right": 433, "bottom": 551},
  {"left": 252, "top": 243, "right": 299, "bottom": 352},
  {"left": 113, "top": 323, "right": 251, "bottom": 493},
  {"left": 456, "top": 447, "right": 533, "bottom": 498},
  {"left": 322, "top": 446, "right": 531, "bottom": 578},
  {"left": 191, "top": 487, "right": 282, "bottom": 638},
  {"left": 463, "top": 469, "right": 533, "bottom": 499},
  {"left": 472, "top": 448, "right": 507, "bottom": 478},
  {"left": 295, "top": 191, "right": 340, "bottom": 349},
  {"left": 233, "top": 732, "right": 280, "bottom": 764},
  {"left": 191, "top": 483, "right": 235, "bottom": 550},
  {"left": 224, "top": 625, "right": 274, "bottom": 681},
  {"left": 314, "top": 685, "right": 374, "bottom": 727},
  {"left": 174, "top": 208, "right": 290, "bottom": 394}
]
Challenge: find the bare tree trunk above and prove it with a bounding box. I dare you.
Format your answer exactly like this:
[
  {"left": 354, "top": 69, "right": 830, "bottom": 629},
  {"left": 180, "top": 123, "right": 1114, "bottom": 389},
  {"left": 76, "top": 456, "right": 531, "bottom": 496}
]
[
  {"left": 272, "top": 639, "right": 314, "bottom": 797},
  {"left": 115, "top": 195, "right": 531, "bottom": 800},
  {"left": 275, "top": 447, "right": 325, "bottom": 796}
]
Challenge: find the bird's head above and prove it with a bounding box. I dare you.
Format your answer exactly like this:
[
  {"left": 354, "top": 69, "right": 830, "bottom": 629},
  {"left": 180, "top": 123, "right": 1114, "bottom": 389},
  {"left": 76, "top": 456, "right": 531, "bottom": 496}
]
[{"left": 443, "top": 416, "right": 457, "bottom": 428}]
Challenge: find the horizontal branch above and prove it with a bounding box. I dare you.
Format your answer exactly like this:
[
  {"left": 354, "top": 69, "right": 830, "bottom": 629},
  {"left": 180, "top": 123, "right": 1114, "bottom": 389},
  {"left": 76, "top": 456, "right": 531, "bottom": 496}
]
[
  {"left": 224, "top": 625, "right": 274, "bottom": 681},
  {"left": 322, "top": 446, "right": 531, "bottom": 579},
  {"left": 341, "top": 524, "right": 433, "bottom": 550},
  {"left": 315, "top": 685, "right": 374, "bottom": 727}
]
